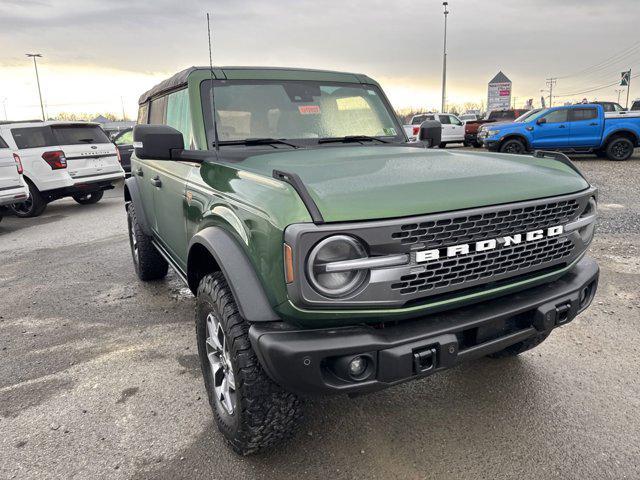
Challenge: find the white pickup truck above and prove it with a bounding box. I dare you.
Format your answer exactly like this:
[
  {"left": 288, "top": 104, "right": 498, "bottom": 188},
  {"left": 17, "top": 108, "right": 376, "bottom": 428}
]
[
  {"left": 403, "top": 113, "right": 465, "bottom": 147},
  {"left": 0, "top": 132, "right": 29, "bottom": 223}
]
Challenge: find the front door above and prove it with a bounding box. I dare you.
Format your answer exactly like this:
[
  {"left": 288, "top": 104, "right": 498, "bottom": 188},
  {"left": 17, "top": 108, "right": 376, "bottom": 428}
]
[
  {"left": 448, "top": 115, "right": 465, "bottom": 142},
  {"left": 531, "top": 108, "right": 570, "bottom": 149}
]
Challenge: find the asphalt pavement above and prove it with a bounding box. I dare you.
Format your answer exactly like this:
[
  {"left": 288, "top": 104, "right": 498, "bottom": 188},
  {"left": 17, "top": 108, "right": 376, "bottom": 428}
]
[{"left": 1, "top": 153, "right": 639, "bottom": 480}]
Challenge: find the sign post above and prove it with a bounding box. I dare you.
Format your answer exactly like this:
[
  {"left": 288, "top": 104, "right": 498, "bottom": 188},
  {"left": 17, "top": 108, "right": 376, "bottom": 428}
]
[{"left": 487, "top": 72, "right": 512, "bottom": 112}]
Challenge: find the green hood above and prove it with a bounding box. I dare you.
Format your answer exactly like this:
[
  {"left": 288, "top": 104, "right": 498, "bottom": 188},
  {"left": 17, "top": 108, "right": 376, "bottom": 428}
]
[{"left": 238, "top": 146, "right": 590, "bottom": 222}]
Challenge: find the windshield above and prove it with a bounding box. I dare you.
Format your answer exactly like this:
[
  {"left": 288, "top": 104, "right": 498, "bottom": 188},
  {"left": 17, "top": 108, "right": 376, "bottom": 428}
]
[
  {"left": 201, "top": 80, "right": 403, "bottom": 146},
  {"left": 514, "top": 109, "right": 541, "bottom": 122},
  {"left": 524, "top": 108, "right": 551, "bottom": 122},
  {"left": 459, "top": 114, "right": 476, "bottom": 121}
]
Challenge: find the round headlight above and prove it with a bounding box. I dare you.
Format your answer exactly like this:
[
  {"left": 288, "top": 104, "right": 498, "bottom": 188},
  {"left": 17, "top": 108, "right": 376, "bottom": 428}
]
[{"left": 307, "top": 235, "right": 368, "bottom": 298}]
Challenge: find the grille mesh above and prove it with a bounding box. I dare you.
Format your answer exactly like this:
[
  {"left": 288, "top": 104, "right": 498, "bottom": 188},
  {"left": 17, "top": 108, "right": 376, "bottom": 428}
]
[
  {"left": 391, "top": 236, "right": 575, "bottom": 296},
  {"left": 391, "top": 199, "right": 580, "bottom": 247}
]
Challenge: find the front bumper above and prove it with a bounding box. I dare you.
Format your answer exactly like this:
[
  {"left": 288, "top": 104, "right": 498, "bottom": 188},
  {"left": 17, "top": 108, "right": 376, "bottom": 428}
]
[
  {"left": 250, "top": 257, "right": 599, "bottom": 396},
  {"left": 465, "top": 133, "right": 478, "bottom": 144}
]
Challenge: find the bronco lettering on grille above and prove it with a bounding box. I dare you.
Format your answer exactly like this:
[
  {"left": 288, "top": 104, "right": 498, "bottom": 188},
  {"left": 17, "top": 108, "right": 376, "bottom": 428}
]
[{"left": 415, "top": 225, "right": 564, "bottom": 263}]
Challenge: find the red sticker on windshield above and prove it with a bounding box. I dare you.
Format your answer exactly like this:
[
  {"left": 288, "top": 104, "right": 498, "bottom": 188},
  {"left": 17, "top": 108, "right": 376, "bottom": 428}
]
[{"left": 298, "top": 105, "right": 320, "bottom": 115}]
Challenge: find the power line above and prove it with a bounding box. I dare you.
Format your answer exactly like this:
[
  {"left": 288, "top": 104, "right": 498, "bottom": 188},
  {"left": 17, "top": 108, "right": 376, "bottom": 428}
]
[
  {"left": 556, "top": 41, "right": 640, "bottom": 80},
  {"left": 554, "top": 72, "right": 640, "bottom": 98}
]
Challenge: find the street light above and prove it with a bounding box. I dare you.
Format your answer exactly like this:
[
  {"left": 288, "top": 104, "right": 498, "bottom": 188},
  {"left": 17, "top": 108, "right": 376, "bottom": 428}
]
[
  {"left": 441, "top": 1, "right": 449, "bottom": 113},
  {"left": 26, "top": 53, "right": 45, "bottom": 121},
  {"left": 614, "top": 89, "right": 624, "bottom": 105}
]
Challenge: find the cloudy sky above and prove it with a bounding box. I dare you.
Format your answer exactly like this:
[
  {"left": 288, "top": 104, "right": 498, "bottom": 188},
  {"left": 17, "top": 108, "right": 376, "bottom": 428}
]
[{"left": 0, "top": 0, "right": 638, "bottom": 120}]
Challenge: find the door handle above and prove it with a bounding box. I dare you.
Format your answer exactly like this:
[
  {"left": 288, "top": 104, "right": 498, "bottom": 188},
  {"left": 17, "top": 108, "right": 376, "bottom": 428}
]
[
  {"left": 136, "top": 167, "right": 143, "bottom": 176},
  {"left": 589, "top": 122, "right": 599, "bottom": 126},
  {"left": 151, "top": 176, "right": 162, "bottom": 188},
  {"left": 558, "top": 125, "right": 566, "bottom": 128}
]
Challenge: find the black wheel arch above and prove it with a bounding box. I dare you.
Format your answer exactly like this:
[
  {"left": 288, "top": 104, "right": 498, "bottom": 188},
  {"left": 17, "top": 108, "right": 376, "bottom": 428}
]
[
  {"left": 603, "top": 129, "right": 639, "bottom": 148},
  {"left": 123, "top": 177, "right": 152, "bottom": 236},
  {"left": 499, "top": 135, "right": 531, "bottom": 151},
  {"left": 188, "top": 227, "right": 280, "bottom": 322}
]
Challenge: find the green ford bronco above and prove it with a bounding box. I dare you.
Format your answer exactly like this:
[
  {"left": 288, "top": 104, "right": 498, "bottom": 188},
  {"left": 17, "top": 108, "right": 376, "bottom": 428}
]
[{"left": 125, "top": 67, "right": 599, "bottom": 454}]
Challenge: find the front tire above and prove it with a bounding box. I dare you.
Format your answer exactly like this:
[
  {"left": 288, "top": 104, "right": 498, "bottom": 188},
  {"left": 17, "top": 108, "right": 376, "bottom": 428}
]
[
  {"left": 126, "top": 202, "right": 168, "bottom": 281},
  {"left": 73, "top": 190, "right": 104, "bottom": 205},
  {"left": 10, "top": 180, "right": 47, "bottom": 218},
  {"left": 196, "top": 272, "right": 303, "bottom": 455},
  {"left": 499, "top": 138, "right": 527, "bottom": 154},
  {"left": 605, "top": 136, "right": 634, "bottom": 161}
]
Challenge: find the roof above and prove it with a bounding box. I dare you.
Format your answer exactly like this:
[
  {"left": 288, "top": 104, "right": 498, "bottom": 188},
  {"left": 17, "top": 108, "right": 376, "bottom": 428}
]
[
  {"left": 138, "top": 66, "right": 376, "bottom": 105},
  {"left": 0, "top": 120, "right": 100, "bottom": 129},
  {"left": 489, "top": 71, "right": 511, "bottom": 84}
]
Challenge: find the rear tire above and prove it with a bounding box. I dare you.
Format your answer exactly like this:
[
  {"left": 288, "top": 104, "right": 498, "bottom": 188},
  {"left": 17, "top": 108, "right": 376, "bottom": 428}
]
[
  {"left": 73, "top": 190, "right": 104, "bottom": 205},
  {"left": 10, "top": 180, "right": 47, "bottom": 218},
  {"left": 127, "top": 202, "right": 168, "bottom": 281},
  {"left": 605, "top": 136, "right": 634, "bottom": 161},
  {"left": 488, "top": 332, "right": 550, "bottom": 358},
  {"left": 499, "top": 138, "right": 527, "bottom": 154},
  {"left": 196, "top": 272, "right": 303, "bottom": 455}
]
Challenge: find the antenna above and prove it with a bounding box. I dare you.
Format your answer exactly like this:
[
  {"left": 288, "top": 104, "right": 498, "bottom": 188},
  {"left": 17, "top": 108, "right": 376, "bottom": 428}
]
[{"left": 206, "top": 13, "right": 220, "bottom": 152}]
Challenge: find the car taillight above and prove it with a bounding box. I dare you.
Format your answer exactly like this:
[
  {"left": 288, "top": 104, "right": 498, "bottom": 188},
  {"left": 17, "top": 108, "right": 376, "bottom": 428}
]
[
  {"left": 13, "top": 153, "right": 23, "bottom": 174},
  {"left": 115, "top": 148, "right": 122, "bottom": 163},
  {"left": 42, "top": 150, "right": 67, "bottom": 170},
  {"left": 412, "top": 126, "right": 420, "bottom": 136}
]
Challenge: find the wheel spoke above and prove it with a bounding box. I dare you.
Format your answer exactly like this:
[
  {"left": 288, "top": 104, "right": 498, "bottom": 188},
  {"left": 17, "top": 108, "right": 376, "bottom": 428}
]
[
  {"left": 203, "top": 310, "right": 237, "bottom": 415},
  {"left": 226, "top": 369, "right": 236, "bottom": 390}
]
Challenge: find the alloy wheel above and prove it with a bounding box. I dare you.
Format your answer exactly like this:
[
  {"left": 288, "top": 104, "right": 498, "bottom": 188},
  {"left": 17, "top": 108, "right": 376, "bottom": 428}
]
[
  {"left": 205, "top": 312, "right": 237, "bottom": 415},
  {"left": 612, "top": 140, "right": 631, "bottom": 160},
  {"left": 12, "top": 196, "right": 33, "bottom": 215}
]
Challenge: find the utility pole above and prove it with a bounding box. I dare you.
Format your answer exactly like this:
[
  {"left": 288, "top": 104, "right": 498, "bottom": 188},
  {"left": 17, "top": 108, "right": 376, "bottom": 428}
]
[
  {"left": 26, "top": 53, "right": 45, "bottom": 121},
  {"left": 120, "top": 96, "right": 127, "bottom": 121},
  {"left": 441, "top": 1, "right": 449, "bottom": 113},
  {"left": 545, "top": 78, "right": 557, "bottom": 107},
  {"left": 615, "top": 89, "right": 624, "bottom": 104},
  {"left": 626, "top": 69, "right": 632, "bottom": 110}
]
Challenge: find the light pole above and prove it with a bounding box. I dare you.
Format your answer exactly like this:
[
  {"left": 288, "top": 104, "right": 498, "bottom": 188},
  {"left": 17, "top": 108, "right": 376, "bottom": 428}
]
[
  {"left": 441, "top": 1, "right": 449, "bottom": 113},
  {"left": 615, "top": 89, "right": 624, "bottom": 105},
  {"left": 26, "top": 53, "right": 45, "bottom": 121}
]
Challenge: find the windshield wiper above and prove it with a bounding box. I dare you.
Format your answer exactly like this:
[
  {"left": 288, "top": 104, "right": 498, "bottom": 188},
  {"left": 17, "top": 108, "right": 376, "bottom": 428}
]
[
  {"left": 219, "top": 138, "right": 299, "bottom": 148},
  {"left": 318, "top": 135, "right": 390, "bottom": 144}
]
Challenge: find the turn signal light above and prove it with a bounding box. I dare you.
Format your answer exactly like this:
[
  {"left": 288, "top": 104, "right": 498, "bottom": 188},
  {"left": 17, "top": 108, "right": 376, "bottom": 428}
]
[
  {"left": 42, "top": 150, "right": 67, "bottom": 170},
  {"left": 283, "top": 243, "right": 294, "bottom": 283},
  {"left": 13, "top": 153, "right": 23, "bottom": 174}
]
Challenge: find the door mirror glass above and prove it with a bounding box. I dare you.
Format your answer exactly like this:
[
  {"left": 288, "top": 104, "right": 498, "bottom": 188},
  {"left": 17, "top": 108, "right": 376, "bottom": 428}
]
[
  {"left": 418, "top": 120, "right": 442, "bottom": 147},
  {"left": 133, "top": 124, "right": 184, "bottom": 160}
]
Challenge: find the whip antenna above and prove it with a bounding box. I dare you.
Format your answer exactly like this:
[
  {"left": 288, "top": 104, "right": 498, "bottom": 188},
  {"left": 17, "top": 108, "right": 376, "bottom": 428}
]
[{"left": 206, "top": 13, "right": 220, "bottom": 151}]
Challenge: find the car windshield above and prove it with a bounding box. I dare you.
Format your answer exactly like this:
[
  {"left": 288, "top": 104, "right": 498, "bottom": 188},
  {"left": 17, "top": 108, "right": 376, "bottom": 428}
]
[
  {"left": 460, "top": 114, "right": 475, "bottom": 121},
  {"left": 488, "top": 111, "right": 515, "bottom": 121},
  {"left": 514, "top": 109, "right": 540, "bottom": 122},
  {"left": 524, "top": 108, "right": 551, "bottom": 122},
  {"left": 201, "top": 80, "right": 403, "bottom": 146}
]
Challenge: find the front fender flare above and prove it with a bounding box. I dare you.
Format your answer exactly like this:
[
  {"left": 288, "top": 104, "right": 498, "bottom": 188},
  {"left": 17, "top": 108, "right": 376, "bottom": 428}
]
[
  {"left": 124, "top": 176, "right": 152, "bottom": 236},
  {"left": 189, "top": 227, "right": 280, "bottom": 322}
]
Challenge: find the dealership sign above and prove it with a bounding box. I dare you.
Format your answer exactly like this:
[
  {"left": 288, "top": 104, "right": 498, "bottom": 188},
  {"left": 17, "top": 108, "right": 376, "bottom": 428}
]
[{"left": 487, "top": 71, "right": 512, "bottom": 111}]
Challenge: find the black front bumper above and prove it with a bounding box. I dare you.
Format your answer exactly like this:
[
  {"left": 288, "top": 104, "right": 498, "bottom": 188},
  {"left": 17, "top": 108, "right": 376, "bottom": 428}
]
[{"left": 249, "top": 257, "right": 599, "bottom": 396}]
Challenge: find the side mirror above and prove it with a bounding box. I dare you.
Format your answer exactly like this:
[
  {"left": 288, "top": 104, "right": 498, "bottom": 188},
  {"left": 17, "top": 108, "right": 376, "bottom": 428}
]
[
  {"left": 133, "top": 124, "right": 184, "bottom": 160},
  {"left": 417, "top": 120, "right": 442, "bottom": 148},
  {"left": 536, "top": 117, "right": 547, "bottom": 125}
]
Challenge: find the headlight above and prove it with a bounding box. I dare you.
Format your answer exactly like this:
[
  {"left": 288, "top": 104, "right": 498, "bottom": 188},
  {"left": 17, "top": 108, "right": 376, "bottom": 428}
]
[
  {"left": 306, "top": 235, "right": 368, "bottom": 298},
  {"left": 486, "top": 129, "right": 500, "bottom": 136}
]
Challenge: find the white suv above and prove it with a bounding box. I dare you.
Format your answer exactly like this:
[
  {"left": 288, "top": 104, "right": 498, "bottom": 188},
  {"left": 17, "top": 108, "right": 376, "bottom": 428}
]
[
  {"left": 0, "top": 132, "right": 29, "bottom": 222},
  {"left": 0, "top": 121, "right": 125, "bottom": 217}
]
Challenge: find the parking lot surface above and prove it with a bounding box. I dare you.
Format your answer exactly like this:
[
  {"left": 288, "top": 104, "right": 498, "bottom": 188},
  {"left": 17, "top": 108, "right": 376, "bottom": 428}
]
[{"left": 1, "top": 153, "right": 639, "bottom": 480}]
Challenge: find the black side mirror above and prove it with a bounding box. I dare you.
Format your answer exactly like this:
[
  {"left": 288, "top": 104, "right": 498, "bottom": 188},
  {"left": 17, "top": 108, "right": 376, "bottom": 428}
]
[
  {"left": 133, "top": 124, "right": 184, "bottom": 160},
  {"left": 536, "top": 117, "right": 547, "bottom": 125},
  {"left": 418, "top": 120, "right": 442, "bottom": 148}
]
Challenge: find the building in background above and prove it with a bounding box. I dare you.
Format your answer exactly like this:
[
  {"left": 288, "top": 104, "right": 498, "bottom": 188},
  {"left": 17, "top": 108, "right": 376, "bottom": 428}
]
[{"left": 487, "top": 72, "right": 512, "bottom": 111}]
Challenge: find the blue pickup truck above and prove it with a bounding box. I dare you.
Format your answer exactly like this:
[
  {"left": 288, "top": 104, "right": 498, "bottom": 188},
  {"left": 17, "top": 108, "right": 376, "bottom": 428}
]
[{"left": 479, "top": 104, "right": 640, "bottom": 161}]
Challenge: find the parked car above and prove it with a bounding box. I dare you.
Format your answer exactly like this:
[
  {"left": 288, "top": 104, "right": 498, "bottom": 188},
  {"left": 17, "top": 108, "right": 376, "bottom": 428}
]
[
  {"left": 459, "top": 113, "right": 479, "bottom": 123},
  {"left": 404, "top": 113, "right": 464, "bottom": 146},
  {"left": 125, "top": 66, "right": 599, "bottom": 454},
  {"left": 479, "top": 104, "right": 640, "bottom": 160},
  {"left": 0, "top": 121, "right": 125, "bottom": 217},
  {"left": 403, "top": 113, "right": 434, "bottom": 141},
  {"left": 464, "top": 109, "right": 530, "bottom": 147},
  {"left": 590, "top": 101, "right": 625, "bottom": 112},
  {"left": 0, "top": 133, "right": 29, "bottom": 222},
  {"left": 111, "top": 128, "right": 134, "bottom": 174},
  {"left": 631, "top": 99, "right": 640, "bottom": 111}
]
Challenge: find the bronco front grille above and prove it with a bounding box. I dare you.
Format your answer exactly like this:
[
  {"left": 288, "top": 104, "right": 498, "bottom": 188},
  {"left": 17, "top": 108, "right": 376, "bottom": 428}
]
[
  {"left": 391, "top": 236, "right": 575, "bottom": 296},
  {"left": 391, "top": 199, "right": 580, "bottom": 247}
]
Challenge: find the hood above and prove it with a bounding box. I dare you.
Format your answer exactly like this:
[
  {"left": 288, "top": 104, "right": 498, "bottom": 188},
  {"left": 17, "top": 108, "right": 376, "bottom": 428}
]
[{"left": 238, "top": 145, "right": 589, "bottom": 223}]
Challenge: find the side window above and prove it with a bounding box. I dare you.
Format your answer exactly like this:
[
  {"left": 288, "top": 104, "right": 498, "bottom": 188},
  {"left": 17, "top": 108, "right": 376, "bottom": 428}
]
[
  {"left": 148, "top": 96, "right": 168, "bottom": 125},
  {"left": 449, "top": 115, "right": 462, "bottom": 126},
  {"left": 541, "top": 109, "right": 568, "bottom": 123},
  {"left": 137, "top": 103, "right": 149, "bottom": 124},
  {"left": 115, "top": 130, "right": 133, "bottom": 145},
  {"left": 0, "top": 135, "right": 8, "bottom": 149},
  {"left": 166, "top": 89, "right": 194, "bottom": 149},
  {"left": 438, "top": 115, "right": 451, "bottom": 124},
  {"left": 569, "top": 108, "right": 597, "bottom": 122}
]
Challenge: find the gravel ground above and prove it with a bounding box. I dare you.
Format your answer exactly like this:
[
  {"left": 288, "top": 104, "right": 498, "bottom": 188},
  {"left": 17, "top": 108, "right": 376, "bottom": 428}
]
[{"left": 0, "top": 153, "right": 639, "bottom": 480}]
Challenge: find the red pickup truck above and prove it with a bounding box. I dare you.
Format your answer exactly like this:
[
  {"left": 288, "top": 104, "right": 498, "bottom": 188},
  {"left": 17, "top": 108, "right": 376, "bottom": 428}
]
[{"left": 465, "top": 109, "right": 530, "bottom": 147}]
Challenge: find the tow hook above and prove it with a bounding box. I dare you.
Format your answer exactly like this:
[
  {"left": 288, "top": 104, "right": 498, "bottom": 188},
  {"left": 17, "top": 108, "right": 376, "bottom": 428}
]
[{"left": 413, "top": 347, "right": 437, "bottom": 374}]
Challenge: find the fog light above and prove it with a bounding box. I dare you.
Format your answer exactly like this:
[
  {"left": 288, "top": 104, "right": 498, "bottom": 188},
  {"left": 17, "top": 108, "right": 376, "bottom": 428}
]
[{"left": 348, "top": 356, "right": 367, "bottom": 377}]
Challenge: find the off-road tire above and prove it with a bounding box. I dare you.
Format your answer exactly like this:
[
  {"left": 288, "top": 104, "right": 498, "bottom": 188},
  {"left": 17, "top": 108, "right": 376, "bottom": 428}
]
[
  {"left": 499, "top": 138, "right": 527, "bottom": 154},
  {"left": 196, "top": 272, "right": 303, "bottom": 455},
  {"left": 472, "top": 141, "right": 483, "bottom": 148},
  {"left": 126, "top": 202, "right": 168, "bottom": 281},
  {"left": 488, "top": 332, "right": 550, "bottom": 358},
  {"left": 10, "top": 179, "right": 47, "bottom": 218},
  {"left": 73, "top": 190, "right": 104, "bottom": 205},
  {"left": 439, "top": 142, "right": 447, "bottom": 149},
  {"left": 605, "top": 136, "right": 634, "bottom": 161}
]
